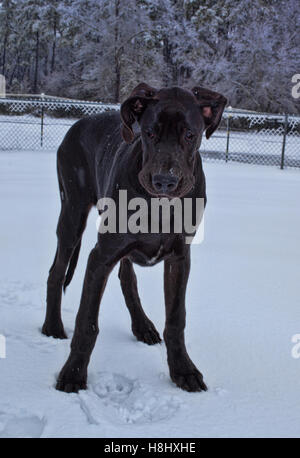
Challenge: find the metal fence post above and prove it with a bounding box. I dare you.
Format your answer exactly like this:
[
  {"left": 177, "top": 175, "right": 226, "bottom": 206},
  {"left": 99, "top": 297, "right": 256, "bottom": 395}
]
[
  {"left": 280, "top": 114, "right": 288, "bottom": 170},
  {"left": 225, "top": 107, "right": 232, "bottom": 162},
  {"left": 40, "top": 93, "right": 45, "bottom": 147}
]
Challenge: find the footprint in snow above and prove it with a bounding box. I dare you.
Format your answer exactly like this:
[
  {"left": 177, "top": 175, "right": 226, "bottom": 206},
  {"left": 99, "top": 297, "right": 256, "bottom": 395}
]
[
  {"left": 79, "top": 372, "right": 181, "bottom": 424},
  {"left": 0, "top": 280, "right": 41, "bottom": 309},
  {"left": 0, "top": 413, "right": 45, "bottom": 438}
]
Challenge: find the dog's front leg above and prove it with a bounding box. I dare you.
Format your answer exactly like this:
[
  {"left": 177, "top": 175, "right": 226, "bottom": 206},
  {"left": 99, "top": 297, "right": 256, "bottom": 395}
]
[
  {"left": 164, "top": 246, "right": 207, "bottom": 392},
  {"left": 56, "top": 240, "right": 121, "bottom": 393}
]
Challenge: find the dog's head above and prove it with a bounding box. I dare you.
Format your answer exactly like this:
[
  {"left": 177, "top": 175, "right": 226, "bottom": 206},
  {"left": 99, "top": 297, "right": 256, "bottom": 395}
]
[{"left": 121, "top": 83, "right": 227, "bottom": 198}]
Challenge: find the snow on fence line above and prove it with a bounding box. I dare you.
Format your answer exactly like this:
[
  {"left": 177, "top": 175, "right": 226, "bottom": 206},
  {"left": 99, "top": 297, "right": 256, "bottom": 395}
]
[{"left": 0, "top": 95, "right": 299, "bottom": 169}]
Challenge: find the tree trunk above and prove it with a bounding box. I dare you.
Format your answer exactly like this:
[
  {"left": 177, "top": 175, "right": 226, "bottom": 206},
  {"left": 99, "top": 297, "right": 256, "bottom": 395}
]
[
  {"left": 2, "top": 32, "right": 8, "bottom": 75},
  {"left": 51, "top": 15, "right": 57, "bottom": 73},
  {"left": 114, "top": 0, "right": 121, "bottom": 103},
  {"left": 33, "top": 30, "right": 39, "bottom": 93},
  {"left": 9, "top": 54, "right": 19, "bottom": 86},
  {"left": 163, "top": 37, "right": 173, "bottom": 86}
]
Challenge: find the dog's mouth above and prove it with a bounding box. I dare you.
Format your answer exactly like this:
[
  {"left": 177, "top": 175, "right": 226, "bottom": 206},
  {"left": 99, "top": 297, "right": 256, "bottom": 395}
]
[{"left": 138, "top": 171, "right": 195, "bottom": 199}]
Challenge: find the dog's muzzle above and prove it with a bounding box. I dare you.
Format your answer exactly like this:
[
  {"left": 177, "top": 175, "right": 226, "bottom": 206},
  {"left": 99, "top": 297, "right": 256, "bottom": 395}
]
[{"left": 151, "top": 173, "right": 179, "bottom": 194}]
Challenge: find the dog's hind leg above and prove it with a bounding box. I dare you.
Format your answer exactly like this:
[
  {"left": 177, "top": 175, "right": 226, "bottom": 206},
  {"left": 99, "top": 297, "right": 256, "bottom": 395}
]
[
  {"left": 118, "top": 258, "right": 161, "bottom": 345},
  {"left": 42, "top": 199, "right": 92, "bottom": 339}
]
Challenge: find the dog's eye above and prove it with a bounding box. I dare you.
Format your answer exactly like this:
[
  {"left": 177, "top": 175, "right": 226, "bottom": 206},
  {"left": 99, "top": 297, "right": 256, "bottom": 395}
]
[
  {"left": 184, "top": 130, "right": 195, "bottom": 142},
  {"left": 146, "top": 129, "right": 156, "bottom": 140}
]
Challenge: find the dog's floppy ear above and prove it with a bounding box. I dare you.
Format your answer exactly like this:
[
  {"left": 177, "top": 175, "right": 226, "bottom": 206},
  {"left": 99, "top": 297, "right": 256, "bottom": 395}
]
[
  {"left": 121, "top": 83, "right": 158, "bottom": 143},
  {"left": 191, "top": 86, "right": 227, "bottom": 139}
]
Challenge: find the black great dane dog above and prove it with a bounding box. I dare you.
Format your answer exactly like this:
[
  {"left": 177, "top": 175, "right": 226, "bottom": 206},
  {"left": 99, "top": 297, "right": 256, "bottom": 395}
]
[{"left": 42, "top": 83, "right": 227, "bottom": 393}]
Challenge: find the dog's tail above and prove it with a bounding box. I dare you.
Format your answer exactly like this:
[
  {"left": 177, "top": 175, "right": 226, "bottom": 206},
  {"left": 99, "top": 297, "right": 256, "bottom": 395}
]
[{"left": 63, "top": 239, "right": 82, "bottom": 292}]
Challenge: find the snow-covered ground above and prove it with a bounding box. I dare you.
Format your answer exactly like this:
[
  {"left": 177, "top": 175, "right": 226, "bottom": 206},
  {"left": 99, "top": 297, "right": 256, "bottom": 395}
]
[{"left": 0, "top": 150, "right": 300, "bottom": 438}]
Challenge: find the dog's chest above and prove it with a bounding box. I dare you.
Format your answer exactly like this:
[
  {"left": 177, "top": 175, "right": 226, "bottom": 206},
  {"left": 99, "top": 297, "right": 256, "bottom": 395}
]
[
  {"left": 144, "top": 244, "right": 164, "bottom": 266},
  {"left": 129, "top": 239, "right": 173, "bottom": 267}
]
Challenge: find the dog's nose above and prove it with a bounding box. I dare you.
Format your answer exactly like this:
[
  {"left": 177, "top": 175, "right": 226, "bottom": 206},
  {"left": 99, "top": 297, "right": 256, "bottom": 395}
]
[{"left": 152, "top": 173, "right": 179, "bottom": 194}]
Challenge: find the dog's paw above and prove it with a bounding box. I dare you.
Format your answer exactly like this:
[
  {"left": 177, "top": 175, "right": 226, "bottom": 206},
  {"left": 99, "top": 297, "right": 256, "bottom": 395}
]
[
  {"left": 171, "top": 371, "right": 207, "bottom": 392},
  {"left": 56, "top": 359, "right": 88, "bottom": 393},
  {"left": 132, "top": 320, "right": 162, "bottom": 345},
  {"left": 41, "top": 320, "right": 67, "bottom": 339},
  {"left": 169, "top": 359, "right": 207, "bottom": 392},
  {"left": 56, "top": 379, "right": 87, "bottom": 393}
]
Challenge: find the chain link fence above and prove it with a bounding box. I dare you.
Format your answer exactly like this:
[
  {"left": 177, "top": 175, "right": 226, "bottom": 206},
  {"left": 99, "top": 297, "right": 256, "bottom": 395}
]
[
  {"left": 201, "top": 109, "right": 300, "bottom": 169},
  {"left": 0, "top": 95, "right": 119, "bottom": 151},
  {"left": 0, "top": 95, "right": 299, "bottom": 169}
]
